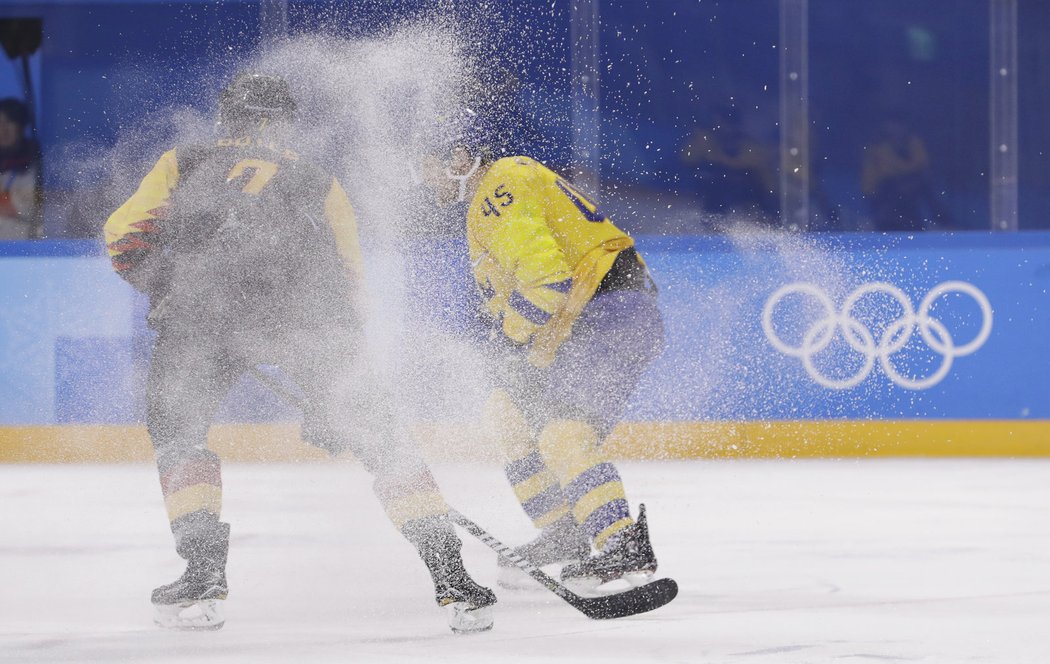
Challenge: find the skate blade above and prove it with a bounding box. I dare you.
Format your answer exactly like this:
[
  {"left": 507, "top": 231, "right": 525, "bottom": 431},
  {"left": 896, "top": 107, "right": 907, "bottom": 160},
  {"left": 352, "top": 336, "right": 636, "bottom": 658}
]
[
  {"left": 564, "top": 575, "right": 603, "bottom": 596},
  {"left": 623, "top": 570, "right": 657, "bottom": 588},
  {"left": 497, "top": 565, "right": 550, "bottom": 592},
  {"left": 153, "top": 599, "right": 225, "bottom": 631},
  {"left": 565, "top": 570, "right": 656, "bottom": 597},
  {"left": 445, "top": 602, "right": 494, "bottom": 634}
]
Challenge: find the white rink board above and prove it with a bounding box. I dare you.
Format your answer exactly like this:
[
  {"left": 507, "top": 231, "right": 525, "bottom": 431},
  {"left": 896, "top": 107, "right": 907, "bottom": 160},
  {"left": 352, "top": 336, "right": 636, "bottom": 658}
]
[{"left": 1, "top": 460, "right": 1048, "bottom": 664}]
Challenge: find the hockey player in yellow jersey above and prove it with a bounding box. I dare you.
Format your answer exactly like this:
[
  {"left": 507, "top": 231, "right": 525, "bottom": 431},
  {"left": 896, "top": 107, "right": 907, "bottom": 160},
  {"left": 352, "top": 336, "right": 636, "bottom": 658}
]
[
  {"left": 104, "top": 73, "right": 495, "bottom": 633},
  {"left": 422, "top": 136, "right": 666, "bottom": 594}
]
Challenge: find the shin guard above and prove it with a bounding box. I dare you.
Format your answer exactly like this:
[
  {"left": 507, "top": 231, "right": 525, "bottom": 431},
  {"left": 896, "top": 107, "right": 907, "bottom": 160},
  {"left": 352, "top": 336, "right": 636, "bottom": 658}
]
[
  {"left": 487, "top": 390, "right": 571, "bottom": 530},
  {"left": 537, "top": 420, "right": 633, "bottom": 551}
]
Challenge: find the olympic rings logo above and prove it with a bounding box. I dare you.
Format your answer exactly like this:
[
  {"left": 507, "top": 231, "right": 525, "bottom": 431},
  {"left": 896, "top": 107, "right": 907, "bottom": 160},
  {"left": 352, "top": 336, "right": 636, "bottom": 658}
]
[{"left": 762, "top": 281, "right": 993, "bottom": 390}]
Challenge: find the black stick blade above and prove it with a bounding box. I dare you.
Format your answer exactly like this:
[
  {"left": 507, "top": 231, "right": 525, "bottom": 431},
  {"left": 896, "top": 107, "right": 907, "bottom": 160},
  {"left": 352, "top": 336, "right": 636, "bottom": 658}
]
[{"left": 572, "top": 578, "right": 679, "bottom": 619}]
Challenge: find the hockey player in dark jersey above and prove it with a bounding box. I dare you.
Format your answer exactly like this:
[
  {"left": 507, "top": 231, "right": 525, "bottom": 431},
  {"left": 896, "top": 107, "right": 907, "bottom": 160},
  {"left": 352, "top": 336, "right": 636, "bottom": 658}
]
[
  {"left": 420, "top": 125, "right": 669, "bottom": 596},
  {"left": 104, "top": 73, "right": 495, "bottom": 633}
]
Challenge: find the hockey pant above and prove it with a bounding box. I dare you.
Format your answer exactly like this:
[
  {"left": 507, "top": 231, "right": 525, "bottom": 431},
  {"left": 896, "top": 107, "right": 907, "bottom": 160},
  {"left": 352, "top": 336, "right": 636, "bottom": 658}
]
[
  {"left": 491, "top": 288, "right": 665, "bottom": 551},
  {"left": 146, "top": 326, "right": 452, "bottom": 559}
]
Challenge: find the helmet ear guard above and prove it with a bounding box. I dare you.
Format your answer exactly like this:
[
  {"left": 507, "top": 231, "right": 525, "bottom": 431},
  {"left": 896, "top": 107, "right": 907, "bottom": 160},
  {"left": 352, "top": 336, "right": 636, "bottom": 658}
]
[{"left": 218, "top": 73, "right": 297, "bottom": 131}]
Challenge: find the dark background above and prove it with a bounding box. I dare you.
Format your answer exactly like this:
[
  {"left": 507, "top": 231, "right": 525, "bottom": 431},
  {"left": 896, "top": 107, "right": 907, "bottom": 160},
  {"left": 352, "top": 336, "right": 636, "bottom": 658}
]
[{"left": 2, "top": 0, "right": 1049, "bottom": 235}]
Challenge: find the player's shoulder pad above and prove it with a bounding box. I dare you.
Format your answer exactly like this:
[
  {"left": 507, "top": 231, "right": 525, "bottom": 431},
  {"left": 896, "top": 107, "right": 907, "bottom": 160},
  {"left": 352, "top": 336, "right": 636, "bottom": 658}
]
[
  {"left": 488, "top": 155, "right": 539, "bottom": 179},
  {"left": 173, "top": 143, "right": 213, "bottom": 178},
  {"left": 490, "top": 154, "right": 534, "bottom": 169}
]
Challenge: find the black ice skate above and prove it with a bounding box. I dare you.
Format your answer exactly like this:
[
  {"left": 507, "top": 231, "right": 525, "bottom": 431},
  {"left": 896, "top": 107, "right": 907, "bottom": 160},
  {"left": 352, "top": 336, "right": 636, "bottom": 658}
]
[
  {"left": 412, "top": 517, "right": 497, "bottom": 634},
  {"left": 434, "top": 563, "right": 498, "bottom": 634},
  {"left": 152, "top": 522, "right": 230, "bottom": 631},
  {"left": 497, "top": 514, "right": 590, "bottom": 590},
  {"left": 560, "top": 504, "right": 658, "bottom": 595}
]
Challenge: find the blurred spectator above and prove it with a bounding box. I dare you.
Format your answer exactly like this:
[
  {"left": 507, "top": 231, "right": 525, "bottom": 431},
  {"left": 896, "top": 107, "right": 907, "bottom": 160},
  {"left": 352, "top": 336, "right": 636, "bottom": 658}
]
[
  {"left": 860, "top": 116, "right": 953, "bottom": 231},
  {"left": 681, "top": 106, "right": 779, "bottom": 221},
  {"left": 0, "top": 97, "right": 40, "bottom": 240}
]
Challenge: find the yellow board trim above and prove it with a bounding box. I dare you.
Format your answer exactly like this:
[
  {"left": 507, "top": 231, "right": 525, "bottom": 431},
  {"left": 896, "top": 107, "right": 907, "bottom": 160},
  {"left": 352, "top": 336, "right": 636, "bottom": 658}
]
[
  {"left": 602, "top": 421, "right": 1050, "bottom": 459},
  {"left": 1, "top": 420, "right": 1050, "bottom": 463}
]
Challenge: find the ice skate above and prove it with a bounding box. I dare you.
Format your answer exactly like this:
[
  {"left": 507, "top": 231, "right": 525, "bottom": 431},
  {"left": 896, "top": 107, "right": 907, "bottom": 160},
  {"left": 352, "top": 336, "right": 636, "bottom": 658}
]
[
  {"left": 560, "top": 504, "right": 658, "bottom": 595},
  {"left": 497, "top": 514, "right": 590, "bottom": 590},
  {"left": 414, "top": 519, "right": 497, "bottom": 634},
  {"left": 152, "top": 522, "right": 229, "bottom": 631},
  {"left": 152, "top": 561, "right": 227, "bottom": 630},
  {"left": 435, "top": 567, "right": 497, "bottom": 634}
]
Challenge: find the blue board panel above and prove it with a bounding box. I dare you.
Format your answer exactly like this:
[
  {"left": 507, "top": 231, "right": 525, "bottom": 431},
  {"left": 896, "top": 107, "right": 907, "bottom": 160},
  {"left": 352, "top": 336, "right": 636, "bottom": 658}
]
[
  {"left": 0, "top": 255, "right": 137, "bottom": 424},
  {"left": 3, "top": 233, "right": 1050, "bottom": 424},
  {"left": 627, "top": 232, "right": 1050, "bottom": 420}
]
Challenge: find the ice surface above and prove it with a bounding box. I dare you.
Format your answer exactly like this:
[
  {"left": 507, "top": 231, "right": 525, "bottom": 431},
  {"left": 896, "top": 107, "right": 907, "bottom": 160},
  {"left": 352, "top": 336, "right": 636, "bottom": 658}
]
[{"left": 1, "top": 459, "right": 1047, "bottom": 663}]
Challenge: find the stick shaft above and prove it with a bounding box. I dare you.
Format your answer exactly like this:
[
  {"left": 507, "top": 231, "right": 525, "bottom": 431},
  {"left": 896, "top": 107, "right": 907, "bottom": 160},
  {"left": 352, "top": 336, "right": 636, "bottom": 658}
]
[{"left": 448, "top": 510, "right": 583, "bottom": 607}]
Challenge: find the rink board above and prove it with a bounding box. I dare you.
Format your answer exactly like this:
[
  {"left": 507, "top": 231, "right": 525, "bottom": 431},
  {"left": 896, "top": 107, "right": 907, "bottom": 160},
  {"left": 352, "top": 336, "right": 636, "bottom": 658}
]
[
  {"left": 0, "top": 420, "right": 1048, "bottom": 462},
  {"left": 1, "top": 234, "right": 1049, "bottom": 460}
]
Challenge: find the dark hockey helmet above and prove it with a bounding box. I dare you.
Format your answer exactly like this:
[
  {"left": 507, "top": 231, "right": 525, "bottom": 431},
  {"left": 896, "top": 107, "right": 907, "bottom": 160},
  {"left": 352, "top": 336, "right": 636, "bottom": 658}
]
[{"left": 218, "top": 73, "right": 297, "bottom": 130}]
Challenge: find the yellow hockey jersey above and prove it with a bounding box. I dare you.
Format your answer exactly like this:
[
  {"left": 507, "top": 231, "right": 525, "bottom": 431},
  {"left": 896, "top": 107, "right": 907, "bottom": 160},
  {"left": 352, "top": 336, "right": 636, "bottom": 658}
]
[{"left": 466, "top": 156, "right": 638, "bottom": 367}]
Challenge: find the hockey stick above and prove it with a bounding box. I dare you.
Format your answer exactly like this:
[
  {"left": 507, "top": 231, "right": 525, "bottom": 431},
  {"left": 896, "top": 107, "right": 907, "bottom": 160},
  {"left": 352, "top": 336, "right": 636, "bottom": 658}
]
[
  {"left": 245, "top": 367, "right": 678, "bottom": 619},
  {"left": 448, "top": 510, "right": 677, "bottom": 620}
]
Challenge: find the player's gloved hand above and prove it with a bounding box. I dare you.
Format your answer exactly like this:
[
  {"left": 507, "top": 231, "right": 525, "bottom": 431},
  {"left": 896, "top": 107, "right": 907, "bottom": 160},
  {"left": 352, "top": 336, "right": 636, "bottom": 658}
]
[{"left": 528, "top": 321, "right": 566, "bottom": 369}]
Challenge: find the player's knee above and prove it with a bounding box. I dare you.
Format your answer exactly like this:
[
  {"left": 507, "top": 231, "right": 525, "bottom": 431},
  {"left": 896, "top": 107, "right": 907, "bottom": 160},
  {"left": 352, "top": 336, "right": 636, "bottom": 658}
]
[
  {"left": 485, "top": 389, "right": 536, "bottom": 459},
  {"left": 537, "top": 420, "right": 600, "bottom": 462}
]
